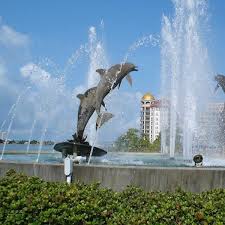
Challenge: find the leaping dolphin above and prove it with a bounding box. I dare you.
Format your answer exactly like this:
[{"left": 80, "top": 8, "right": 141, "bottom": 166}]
[
  {"left": 73, "top": 87, "right": 113, "bottom": 143},
  {"left": 214, "top": 74, "right": 225, "bottom": 93},
  {"left": 95, "top": 63, "right": 138, "bottom": 116}
]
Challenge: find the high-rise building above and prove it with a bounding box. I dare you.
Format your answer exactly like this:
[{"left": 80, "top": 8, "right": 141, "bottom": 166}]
[{"left": 140, "top": 92, "right": 160, "bottom": 143}]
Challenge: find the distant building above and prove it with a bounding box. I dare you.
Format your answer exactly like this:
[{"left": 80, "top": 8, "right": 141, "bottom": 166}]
[{"left": 140, "top": 92, "right": 160, "bottom": 143}]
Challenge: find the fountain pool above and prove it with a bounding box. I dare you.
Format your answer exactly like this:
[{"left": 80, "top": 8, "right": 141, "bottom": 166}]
[{"left": 1, "top": 144, "right": 225, "bottom": 167}]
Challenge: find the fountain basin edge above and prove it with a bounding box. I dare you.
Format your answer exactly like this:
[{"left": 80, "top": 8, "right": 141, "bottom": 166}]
[{"left": 0, "top": 161, "right": 224, "bottom": 192}]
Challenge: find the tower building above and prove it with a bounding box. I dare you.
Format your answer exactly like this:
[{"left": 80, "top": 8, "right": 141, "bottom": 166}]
[{"left": 140, "top": 92, "right": 160, "bottom": 143}]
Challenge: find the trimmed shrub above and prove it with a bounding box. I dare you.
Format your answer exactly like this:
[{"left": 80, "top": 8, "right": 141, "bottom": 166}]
[{"left": 0, "top": 169, "right": 224, "bottom": 225}]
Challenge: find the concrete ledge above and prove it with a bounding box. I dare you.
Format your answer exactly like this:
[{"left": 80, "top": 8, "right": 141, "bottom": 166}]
[
  {"left": 0, "top": 161, "right": 225, "bottom": 192},
  {"left": 0, "top": 161, "right": 64, "bottom": 182}
]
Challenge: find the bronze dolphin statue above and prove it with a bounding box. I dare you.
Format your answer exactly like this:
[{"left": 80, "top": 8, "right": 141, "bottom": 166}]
[
  {"left": 73, "top": 87, "right": 113, "bottom": 143},
  {"left": 95, "top": 62, "right": 138, "bottom": 116}
]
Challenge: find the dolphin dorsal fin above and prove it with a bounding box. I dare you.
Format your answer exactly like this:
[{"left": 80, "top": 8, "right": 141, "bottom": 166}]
[
  {"left": 77, "top": 94, "right": 85, "bottom": 100},
  {"left": 126, "top": 74, "right": 132, "bottom": 86},
  {"left": 96, "top": 69, "right": 106, "bottom": 76}
]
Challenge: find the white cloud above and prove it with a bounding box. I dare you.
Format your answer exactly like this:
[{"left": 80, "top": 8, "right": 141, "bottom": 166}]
[
  {"left": 17, "top": 62, "right": 78, "bottom": 140},
  {"left": 0, "top": 61, "right": 20, "bottom": 96},
  {"left": 0, "top": 21, "right": 76, "bottom": 141},
  {"left": 0, "top": 21, "right": 30, "bottom": 100},
  {"left": 20, "top": 63, "right": 51, "bottom": 84},
  {"left": 0, "top": 24, "right": 29, "bottom": 47}
]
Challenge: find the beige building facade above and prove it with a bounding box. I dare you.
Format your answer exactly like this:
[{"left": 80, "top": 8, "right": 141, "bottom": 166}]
[{"left": 140, "top": 93, "right": 160, "bottom": 143}]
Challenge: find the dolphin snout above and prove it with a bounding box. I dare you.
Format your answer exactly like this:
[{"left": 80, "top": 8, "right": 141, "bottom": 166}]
[{"left": 133, "top": 66, "right": 138, "bottom": 71}]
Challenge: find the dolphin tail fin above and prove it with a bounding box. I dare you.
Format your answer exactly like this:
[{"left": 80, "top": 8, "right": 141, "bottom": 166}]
[{"left": 96, "top": 112, "right": 114, "bottom": 129}]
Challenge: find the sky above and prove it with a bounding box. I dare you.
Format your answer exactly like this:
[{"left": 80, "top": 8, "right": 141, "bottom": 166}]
[{"left": 0, "top": 0, "right": 225, "bottom": 143}]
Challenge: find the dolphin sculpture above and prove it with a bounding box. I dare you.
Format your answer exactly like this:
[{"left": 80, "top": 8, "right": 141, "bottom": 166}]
[
  {"left": 95, "top": 63, "right": 138, "bottom": 117},
  {"left": 73, "top": 87, "right": 113, "bottom": 143},
  {"left": 54, "top": 62, "right": 138, "bottom": 159},
  {"left": 214, "top": 74, "right": 225, "bottom": 93}
]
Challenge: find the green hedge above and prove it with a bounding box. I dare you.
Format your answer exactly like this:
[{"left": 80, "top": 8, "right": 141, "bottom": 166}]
[{"left": 0, "top": 170, "right": 224, "bottom": 225}]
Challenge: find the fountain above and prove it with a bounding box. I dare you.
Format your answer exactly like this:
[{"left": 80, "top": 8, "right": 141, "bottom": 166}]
[
  {"left": 160, "top": 0, "right": 214, "bottom": 160},
  {"left": 54, "top": 62, "right": 138, "bottom": 161},
  {"left": 0, "top": 0, "right": 225, "bottom": 192}
]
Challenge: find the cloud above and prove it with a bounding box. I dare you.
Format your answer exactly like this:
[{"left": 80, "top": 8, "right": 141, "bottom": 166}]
[
  {"left": 0, "top": 60, "right": 20, "bottom": 98},
  {"left": 18, "top": 63, "right": 78, "bottom": 139},
  {"left": 0, "top": 24, "right": 29, "bottom": 48},
  {"left": 0, "top": 20, "right": 77, "bottom": 141},
  {"left": 0, "top": 21, "right": 30, "bottom": 112},
  {"left": 20, "top": 63, "right": 51, "bottom": 84}
]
